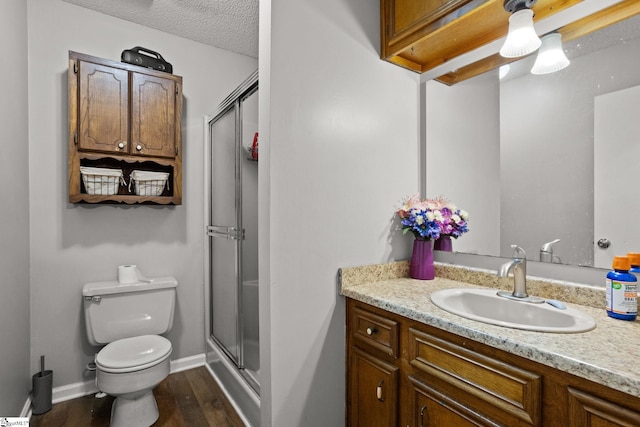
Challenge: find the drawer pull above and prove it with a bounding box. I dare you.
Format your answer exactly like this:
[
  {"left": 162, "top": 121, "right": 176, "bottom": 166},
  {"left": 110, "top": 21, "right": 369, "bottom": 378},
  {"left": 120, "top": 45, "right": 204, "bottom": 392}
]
[
  {"left": 366, "top": 326, "right": 379, "bottom": 336},
  {"left": 136, "top": 144, "right": 143, "bottom": 152},
  {"left": 376, "top": 380, "right": 384, "bottom": 402},
  {"left": 118, "top": 141, "right": 126, "bottom": 149},
  {"left": 420, "top": 405, "right": 428, "bottom": 427}
]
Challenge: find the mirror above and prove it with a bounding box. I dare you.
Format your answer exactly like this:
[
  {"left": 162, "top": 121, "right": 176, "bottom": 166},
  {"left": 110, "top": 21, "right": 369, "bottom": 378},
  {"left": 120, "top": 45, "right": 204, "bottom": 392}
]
[{"left": 425, "top": 13, "right": 640, "bottom": 269}]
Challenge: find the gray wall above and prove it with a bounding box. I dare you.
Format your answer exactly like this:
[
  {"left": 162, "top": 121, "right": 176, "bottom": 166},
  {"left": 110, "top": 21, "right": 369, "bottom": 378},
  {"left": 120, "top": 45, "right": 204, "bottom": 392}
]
[
  {"left": 0, "top": 0, "right": 31, "bottom": 416},
  {"left": 501, "top": 37, "right": 640, "bottom": 266},
  {"left": 25, "top": 0, "right": 256, "bottom": 390},
  {"left": 4, "top": 0, "right": 419, "bottom": 422},
  {"left": 261, "top": 0, "right": 419, "bottom": 425},
  {"left": 426, "top": 74, "right": 501, "bottom": 256},
  {"left": 425, "top": 34, "right": 640, "bottom": 268}
]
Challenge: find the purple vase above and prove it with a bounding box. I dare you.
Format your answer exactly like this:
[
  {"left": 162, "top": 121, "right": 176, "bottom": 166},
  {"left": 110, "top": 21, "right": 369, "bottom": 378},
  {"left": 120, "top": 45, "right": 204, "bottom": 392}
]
[
  {"left": 434, "top": 235, "right": 453, "bottom": 252},
  {"left": 410, "top": 239, "right": 435, "bottom": 280}
]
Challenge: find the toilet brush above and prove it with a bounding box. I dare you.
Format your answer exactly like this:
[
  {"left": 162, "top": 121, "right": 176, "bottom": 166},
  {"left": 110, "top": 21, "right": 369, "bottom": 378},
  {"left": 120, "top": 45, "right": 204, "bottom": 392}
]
[{"left": 32, "top": 354, "right": 53, "bottom": 414}]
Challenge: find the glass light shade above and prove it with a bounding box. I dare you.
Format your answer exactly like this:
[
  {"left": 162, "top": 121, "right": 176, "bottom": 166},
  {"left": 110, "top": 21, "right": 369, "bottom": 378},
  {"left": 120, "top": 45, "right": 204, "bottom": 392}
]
[
  {"left": 531, "top": 33, "right": 570, "bottom": 75},
  {"left": 499, "top": 9, "right": 541, "bottom": 58}
]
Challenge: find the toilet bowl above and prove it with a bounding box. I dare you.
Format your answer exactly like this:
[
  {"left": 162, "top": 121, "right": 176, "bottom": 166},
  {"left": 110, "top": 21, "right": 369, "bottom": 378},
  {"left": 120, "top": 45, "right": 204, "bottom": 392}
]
[
  {"left": 83, "top": 274, "right": 178, "bottom": 427},
  {"left": 95, "top": 335, "right": 172, "bottom": 427}
]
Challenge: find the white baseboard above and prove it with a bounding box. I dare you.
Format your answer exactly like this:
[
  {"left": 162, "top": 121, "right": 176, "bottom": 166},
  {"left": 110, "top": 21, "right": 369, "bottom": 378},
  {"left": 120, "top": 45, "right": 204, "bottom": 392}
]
[
  {"left": 52, "top": 378, "right": 100, "bottom": 404},
  {"left": 24, "top": 353, "right": 207, "bottom": 417},
  {"left": 20, "top": 397, "right": 32, "bottom": 418},
  {"left": 170, "top": 353, "right": 206, "bottom": 373}
]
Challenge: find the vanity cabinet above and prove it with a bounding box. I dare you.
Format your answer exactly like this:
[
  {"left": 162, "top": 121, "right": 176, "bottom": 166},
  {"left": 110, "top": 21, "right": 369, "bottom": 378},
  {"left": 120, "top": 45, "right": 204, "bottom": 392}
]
[
  {"left": 346, "top": 298, "right": 640, "bottom": 427},
  {"left": 348, "top": 304, "right": 400, "bottom": 426},
  {"left": 68, "top": 51, "right": 182, "bottom": 204}
]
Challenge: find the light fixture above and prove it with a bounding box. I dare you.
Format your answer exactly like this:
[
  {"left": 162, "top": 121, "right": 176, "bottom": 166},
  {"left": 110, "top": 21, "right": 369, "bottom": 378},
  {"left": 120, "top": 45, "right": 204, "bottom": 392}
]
[
  {"left": 499, "top": 0, "right": 541, "bottom": 58},
  {"left": 531, "top": 32, "right": 570, "bottom": 75}
]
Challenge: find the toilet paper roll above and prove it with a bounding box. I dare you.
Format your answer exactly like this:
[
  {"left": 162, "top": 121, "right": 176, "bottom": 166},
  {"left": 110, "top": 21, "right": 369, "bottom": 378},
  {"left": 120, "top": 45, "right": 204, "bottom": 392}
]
[
  {"left": 118, "top": 265, "right": 139, "bottom": 284},
  {"left": 117, "top": 265, "right": 153, "bottom": 284}
]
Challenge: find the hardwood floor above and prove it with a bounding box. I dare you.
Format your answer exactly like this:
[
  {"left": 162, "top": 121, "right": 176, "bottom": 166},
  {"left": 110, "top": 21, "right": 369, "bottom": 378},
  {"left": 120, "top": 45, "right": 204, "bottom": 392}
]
[{"left": 30, "top": 366, "right": 246, "bottom": 427}]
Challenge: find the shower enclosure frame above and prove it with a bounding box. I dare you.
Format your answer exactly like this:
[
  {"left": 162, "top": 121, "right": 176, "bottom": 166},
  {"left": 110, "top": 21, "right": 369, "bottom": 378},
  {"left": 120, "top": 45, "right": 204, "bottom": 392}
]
[{"left": 203, "top": 70, "right": 259, "bottom": 426}]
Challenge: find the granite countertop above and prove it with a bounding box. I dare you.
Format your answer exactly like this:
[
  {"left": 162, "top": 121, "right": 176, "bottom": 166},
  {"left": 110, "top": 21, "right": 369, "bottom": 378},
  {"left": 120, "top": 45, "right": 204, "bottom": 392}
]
[{"left": 339, "top": 261, "right": 640, "bottom": 398}]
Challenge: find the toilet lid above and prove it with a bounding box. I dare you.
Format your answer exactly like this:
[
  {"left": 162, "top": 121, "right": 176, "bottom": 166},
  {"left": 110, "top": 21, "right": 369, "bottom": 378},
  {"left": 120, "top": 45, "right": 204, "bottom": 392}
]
[{"left": 96, "top": 335, "right": 172, "bottom": 373}]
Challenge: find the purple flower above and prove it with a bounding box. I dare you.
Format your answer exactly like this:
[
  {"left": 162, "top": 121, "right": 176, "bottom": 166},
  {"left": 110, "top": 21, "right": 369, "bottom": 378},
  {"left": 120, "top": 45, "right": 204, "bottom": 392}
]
[{"left": 397, "top": 194, "right": 469, "bottom": 241}]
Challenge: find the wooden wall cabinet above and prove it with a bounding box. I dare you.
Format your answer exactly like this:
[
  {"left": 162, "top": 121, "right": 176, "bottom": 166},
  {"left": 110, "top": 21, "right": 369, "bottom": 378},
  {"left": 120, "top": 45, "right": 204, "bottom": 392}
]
[
  {"left": 347, "top": 298, "right": 640, "bottom": 427},
  {"left": 68, "top": 51, "right": 183, "bottom": 204}
]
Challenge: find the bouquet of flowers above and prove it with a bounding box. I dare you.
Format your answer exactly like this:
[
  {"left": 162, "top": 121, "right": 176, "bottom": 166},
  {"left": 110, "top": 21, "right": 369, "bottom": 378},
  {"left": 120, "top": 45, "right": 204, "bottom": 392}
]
[{"left": 397, "top": 193, "right": 469, "bottom": 241}]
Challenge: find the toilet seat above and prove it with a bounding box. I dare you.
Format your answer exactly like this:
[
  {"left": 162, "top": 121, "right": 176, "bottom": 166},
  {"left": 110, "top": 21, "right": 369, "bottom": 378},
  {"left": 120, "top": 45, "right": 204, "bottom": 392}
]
[{"left": 96, "top": 335, "right": 172, "bottom": 373}]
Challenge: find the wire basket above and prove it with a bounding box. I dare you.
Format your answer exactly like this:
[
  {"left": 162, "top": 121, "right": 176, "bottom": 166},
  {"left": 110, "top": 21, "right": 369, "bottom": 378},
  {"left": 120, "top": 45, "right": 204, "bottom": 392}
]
[
  {"left": 129, "top": 170, "right": 170, "bottom": 196},
  {"left": 80, "top": 167, "right": 125, "bottom": 195}
]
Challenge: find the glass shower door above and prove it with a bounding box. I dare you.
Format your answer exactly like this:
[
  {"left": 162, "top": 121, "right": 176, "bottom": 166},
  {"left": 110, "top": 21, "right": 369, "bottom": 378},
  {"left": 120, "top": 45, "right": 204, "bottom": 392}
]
[
  {"left": 209, "top": 105, "right": 242, "bottom": 364},
  {"left": 207, "top": 72, "right": 259, "bottom": 394}
]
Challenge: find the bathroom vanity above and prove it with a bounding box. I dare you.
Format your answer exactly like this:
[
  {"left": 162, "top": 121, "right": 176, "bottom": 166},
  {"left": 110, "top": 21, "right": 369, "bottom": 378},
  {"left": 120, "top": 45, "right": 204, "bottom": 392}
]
[{"left": 341, "top": 262, "right": 640, "bottom": 426}]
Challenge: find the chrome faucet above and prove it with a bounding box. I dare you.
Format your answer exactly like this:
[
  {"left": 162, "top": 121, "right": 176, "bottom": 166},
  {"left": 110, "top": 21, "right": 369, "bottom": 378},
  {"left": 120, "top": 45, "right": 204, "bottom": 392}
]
[
  {"left": 497, "top": 245, "right": 545, "bottom": 303},
  {"left": 540, "top": 239, "right": 560, "bottom": 263}
]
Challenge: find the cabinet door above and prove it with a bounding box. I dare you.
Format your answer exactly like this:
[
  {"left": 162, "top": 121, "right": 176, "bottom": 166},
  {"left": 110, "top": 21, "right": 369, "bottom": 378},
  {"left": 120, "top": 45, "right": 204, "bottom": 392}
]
[
  {"left": 408, "top": 327, "right": 541, "bottom": 425},
  {"left": 131, "top": 72, "right": 177, "bottom": 158},
  {"left": 387, "top": 0, "right": 472, "bottom": 39},
  {"left": 409, "top": 376, "right": 500, "bottom": 427},
  {"left": 77, "top": 60, "right": 129, "bottom": 154},
  {"left": 567, "top": 387, "right": 640, "bottom": 427},
  {"left": 349, "top": 347, "right": 399, "bottom": 427}
]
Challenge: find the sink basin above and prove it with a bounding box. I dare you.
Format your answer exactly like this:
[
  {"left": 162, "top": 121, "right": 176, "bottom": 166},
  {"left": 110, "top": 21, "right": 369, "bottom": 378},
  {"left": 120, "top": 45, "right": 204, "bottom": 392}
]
[{"left": 430, "top": 288, "right": 596, "bottom": 333}]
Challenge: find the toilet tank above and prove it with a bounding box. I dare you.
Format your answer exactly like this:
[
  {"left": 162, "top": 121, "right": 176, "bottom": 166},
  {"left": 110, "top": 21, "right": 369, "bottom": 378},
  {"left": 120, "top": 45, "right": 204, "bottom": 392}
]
[{"left": 83, "top": 277, "right": 178, "bottom": 346}]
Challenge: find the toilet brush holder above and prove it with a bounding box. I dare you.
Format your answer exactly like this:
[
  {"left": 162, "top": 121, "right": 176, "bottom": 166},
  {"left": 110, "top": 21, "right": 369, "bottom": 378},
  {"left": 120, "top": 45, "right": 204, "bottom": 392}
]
[{"left": 32, "top": 355, "right": 52, "bottom": 415}]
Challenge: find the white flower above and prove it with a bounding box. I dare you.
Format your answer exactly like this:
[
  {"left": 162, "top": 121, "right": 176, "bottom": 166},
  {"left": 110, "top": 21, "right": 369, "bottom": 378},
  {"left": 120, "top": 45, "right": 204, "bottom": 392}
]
[
  {"left": 415, "top": 215, "right": 425, "bottom": 225},
  {"left": 452, "top": 214, "right": 461, "bottom": 223},
  {"left": 426, "top": 211, "right": 435, "bottom": 221},
  {"left": 459, "top": 210, "right": 469, "bottom": 220}
]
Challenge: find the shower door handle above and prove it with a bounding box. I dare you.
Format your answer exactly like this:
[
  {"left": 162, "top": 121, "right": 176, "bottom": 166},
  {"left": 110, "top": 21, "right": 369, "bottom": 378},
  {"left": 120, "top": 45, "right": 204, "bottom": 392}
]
[{"left": 207, "top": 225, "right": 245, "bottom": 240}]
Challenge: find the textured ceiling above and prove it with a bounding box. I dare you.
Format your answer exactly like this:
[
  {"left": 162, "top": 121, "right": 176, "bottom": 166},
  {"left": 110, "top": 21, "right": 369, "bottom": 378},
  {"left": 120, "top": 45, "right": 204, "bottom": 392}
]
[{"left": 63, "top": 0, "right": 259, "bottom": 58}]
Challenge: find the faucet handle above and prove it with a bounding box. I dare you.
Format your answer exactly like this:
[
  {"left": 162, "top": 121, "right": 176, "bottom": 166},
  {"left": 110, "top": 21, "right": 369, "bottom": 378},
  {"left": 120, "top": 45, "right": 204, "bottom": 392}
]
[
  {"left": 510, "top": 245, "right": 527, "bottom": 259},
  {"left": 541, "top": 239, "right": 561, "bottom": 252},
  {"left": 540, "top": 239, "right": 561, "bottom": 262}
]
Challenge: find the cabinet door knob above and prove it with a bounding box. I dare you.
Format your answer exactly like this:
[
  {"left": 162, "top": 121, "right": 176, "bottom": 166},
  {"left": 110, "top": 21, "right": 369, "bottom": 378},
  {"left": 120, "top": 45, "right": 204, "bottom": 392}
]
[
  {"left": 136, "top": 144, "right": 143, "bottom": 152},
  {"left": 376, "top": 380, "right": 384, "bottom": 402},
  {"left": 118, "top": 141, "right": 126, "bottom": 149},
  {"left": 366, "top": 327, "right": 378, "bottom": 336}
]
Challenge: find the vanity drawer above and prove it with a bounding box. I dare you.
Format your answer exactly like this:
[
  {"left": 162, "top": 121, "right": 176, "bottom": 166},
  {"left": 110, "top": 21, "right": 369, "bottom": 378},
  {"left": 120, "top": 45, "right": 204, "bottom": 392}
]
[
  {"left": 351, "top": 304, "right": 399, "bottom": 358},
  {"left": 408, "top": 327, "right": 542, "bottom": 426}
]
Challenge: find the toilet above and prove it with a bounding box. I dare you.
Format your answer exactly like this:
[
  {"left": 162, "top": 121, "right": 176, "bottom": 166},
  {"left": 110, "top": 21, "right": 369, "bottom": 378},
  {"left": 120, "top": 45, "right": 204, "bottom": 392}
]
[{"left": 83, "top": 275, "right": 178, "bottom": 427}]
